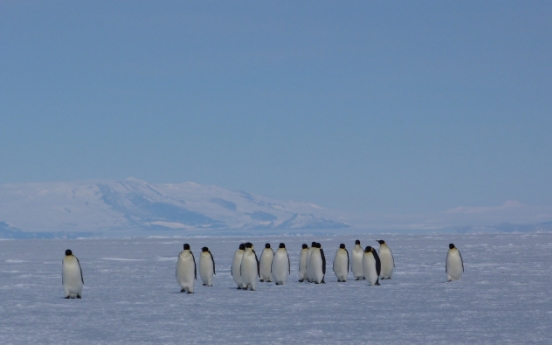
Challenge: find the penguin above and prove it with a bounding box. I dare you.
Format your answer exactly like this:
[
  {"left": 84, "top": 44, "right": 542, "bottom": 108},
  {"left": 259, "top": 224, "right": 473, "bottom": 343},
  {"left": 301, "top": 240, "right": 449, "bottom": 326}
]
[
  {"left": 298, "top": 243, "right": 309, "bottom": 282},
  {"left": 446, "top": 243, "right": 464, "bottom": 282},
  {"left": 259, "top": 243, "right": 274, "bottom": 282},
  {"left": 231, "top": 243, "right": 246, "bottom": 289},
  {"left": 199, "top": 246, "right": 215, "bottom": 287},
  {"left": 272, "top": 243, "right": 290, "bottom": 285},
  {"left": 362, "top": 246, "right": 381, "bottom": 286},
  {"left": 351, "top": 239, "right": 365, "bottom": 280},
  {"left": 376, "top": 240, "right": 395, "bottom": 280},
  {"left": 240, "top": 242, "right": 259, "bottom": 291},
  {"left": 62, "top": 249, "right": 83, "bottom": 299},
  {"left": 176, "top": 243, "right": 196, "bottom": 294},
  {"left": 333, "top": 243, "right": 349, "bottom": 282},
  {"left": 305, "top": 241, "right": 317, "bottom": 282},
  {"left": 308, "top": 242, "right": 326, "bottom": 284}
]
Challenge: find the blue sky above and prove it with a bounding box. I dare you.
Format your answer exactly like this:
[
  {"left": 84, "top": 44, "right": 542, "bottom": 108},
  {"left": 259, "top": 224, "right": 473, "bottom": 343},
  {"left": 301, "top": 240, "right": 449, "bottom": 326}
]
[{"left": 1, "top": 1, "right": 551, "bottom": 225}]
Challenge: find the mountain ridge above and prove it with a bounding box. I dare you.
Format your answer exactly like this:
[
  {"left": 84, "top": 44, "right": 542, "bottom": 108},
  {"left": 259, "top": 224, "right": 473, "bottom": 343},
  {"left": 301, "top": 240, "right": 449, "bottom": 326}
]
[{"left": 0, "top": 178, "right": 349, "bottom": 238}]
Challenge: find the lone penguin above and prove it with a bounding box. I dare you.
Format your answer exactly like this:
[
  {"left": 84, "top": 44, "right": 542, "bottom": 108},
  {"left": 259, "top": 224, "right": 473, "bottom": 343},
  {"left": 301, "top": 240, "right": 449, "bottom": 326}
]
[
  {"left": 362, "top": 246, "right": 381, "bottom": 286},
  {"left": 333, "top": 243, "right": 349, "bottom": 282},
  {"left": 272, "top": 243, "right": 290, "bottom": 285},
  {"left": 446, "top": 243, "right": 464, "bottom": 281},
  {"left": 62, "top": 249, "right": 83, "bottom": 299},
  {"left": 259, "top": 243, "right": 274, "bottom": 282},
  {"left": 376, "top": 240, "right": 395, "bottom": 280},
  {"left": 176, "top": 243, "right": 196, "bottom": 294},
  {"left": 351, "top": 240, "right": 364, "bottom": 280},
  {"left": 199, "top": 247, "right": 215, "bottom": 287},
  {"left": 298, "top": 243, "right": 309, "bottom": 282},
  {"left": 231, "top": 243, "right": 246, "bottom": 289},
  {"left": 240, "top": 242, "right": 259, "bottom": 291},
  {"left": 308, "top": 242, "right": 326, "bottom": 284}
]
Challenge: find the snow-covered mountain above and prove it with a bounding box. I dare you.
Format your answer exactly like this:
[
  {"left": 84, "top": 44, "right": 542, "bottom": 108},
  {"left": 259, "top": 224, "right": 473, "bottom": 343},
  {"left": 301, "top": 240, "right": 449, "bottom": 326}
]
[{"left": 0, "top": 178, "right": 349, "bottom": 238}]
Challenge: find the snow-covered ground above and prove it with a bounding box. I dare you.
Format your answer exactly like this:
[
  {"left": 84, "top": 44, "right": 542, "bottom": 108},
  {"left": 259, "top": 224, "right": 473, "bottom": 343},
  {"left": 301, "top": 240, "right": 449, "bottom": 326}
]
[{"left": 1, "top": 232, "right": 551, "bottom": 344}]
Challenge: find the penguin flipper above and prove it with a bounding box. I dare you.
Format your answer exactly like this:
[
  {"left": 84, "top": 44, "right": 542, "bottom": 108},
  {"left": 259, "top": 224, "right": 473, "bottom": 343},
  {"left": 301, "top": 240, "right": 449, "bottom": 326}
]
[
  {"left": 77, "top": 257, "right": 84, "bottom": 284},
  {"left": 373, "top": 250, "right": 381, "bottom": 276},
  {"left": 321, "top": 249, "right": 326, "bottom": 275},
  {"left": 192, "top": 252, "right": 197, "bottom": 280},
  {"left": 287, "top": 251, "right": 290, "bottom": 275},
  {"left": 210, "top": 251, "right": 216, "bottom": 275},
  {"left": 459, "top": 250, "right": 464, "bottom": 272},
  {"left": 346, "top": 249, "right": 350, "bottom": 273}
]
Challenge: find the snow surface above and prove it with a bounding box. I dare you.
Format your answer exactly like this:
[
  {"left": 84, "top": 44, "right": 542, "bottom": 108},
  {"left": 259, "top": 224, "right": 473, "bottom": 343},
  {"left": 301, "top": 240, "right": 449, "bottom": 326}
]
[{"left": 1, "top": 233, "right": 551, "bottom": 344}]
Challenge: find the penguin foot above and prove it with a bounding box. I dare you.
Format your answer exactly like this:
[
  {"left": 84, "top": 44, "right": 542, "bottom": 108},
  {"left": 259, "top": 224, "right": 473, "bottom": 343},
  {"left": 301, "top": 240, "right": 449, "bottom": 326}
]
[
  {"left": 355, "top": 277, "right": 360, "bottom": 281},
  {"left": 202, "top": 284, "right": 206, "bottom": 286},
  {"left": 65, "top": 296, "right": 70, "bottom": 299},
  {"left": 187, "top": 291, "right": 194, "bottom": 294},
  {"left": 260, "top": 279, "right": 264, "bottom": 282},
  {"left": 298, "top": 279, "right": 304, "bottom": 282},
  {"left": 77, "top": 295, "right": 81, "bottom": 299},
  {"left": 237, "top": 287, "right": 242, "bottom": 290},
  {"left": 180, "top": 289, "right": 186, "bottom": 293}
]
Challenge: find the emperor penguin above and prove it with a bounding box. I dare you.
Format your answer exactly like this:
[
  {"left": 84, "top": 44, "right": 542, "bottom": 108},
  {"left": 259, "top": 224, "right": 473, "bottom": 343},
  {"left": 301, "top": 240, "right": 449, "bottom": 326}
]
[
  {"left": 309, "top": 242, "right": 326, "bottom": 284},
  {"left": 259, "top": 243, "right": 274, "bottom": 282},
  {"left": 333, "top": 243, "right": 349, "bottom": 282},
  {"left": 240, "top": 242, "right": 259, "bottom": 291},
  {"left": 199, "top": 247, "right": 215, "bottom": 287},
  {"left": 446, "top": 243, "right": 464, "bottom": 282},
  {"left": 376, "top": 240, "right": 395, "bottom": 280},
  {"left": 362, "top": 246, "right": 381, "bottom": 286},
  {"left": 305, "top": 241, "right": 317, "bottom": 282},
  {"left": 176, "top": 243, "right": 196, "bottom": 294},
  {"left": 351, "top": 240, "right": 365, "bottom": 280},
  {"left": 298, "top": 243, "right": 309, "bottom": 282},
  {"left": 231, "top": 243, "right": 246, "bottom": 289},
  {"left": 272, "top": 243, "right": 290, "bottom": 285},
  {"left": 62, "top": 249, "right": 83, "bottom": 299}
]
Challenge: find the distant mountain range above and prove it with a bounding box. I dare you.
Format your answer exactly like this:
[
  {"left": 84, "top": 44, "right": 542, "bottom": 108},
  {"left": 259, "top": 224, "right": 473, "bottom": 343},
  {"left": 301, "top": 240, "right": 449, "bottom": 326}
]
[{"left": 0, "top": 178, "right": 350, "bottom": 238}]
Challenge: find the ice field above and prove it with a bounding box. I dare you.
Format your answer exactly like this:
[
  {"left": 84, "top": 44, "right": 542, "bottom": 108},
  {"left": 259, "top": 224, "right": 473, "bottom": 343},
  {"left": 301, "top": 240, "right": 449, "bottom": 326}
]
[{"left": 1, "top": 232, "right": 551, "bottom": 344}]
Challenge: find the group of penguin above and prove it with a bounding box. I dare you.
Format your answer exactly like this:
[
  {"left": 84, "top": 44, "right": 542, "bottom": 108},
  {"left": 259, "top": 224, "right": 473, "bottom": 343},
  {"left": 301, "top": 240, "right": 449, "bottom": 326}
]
[{"left": 61, "top": 240, "right": 465, "bottom": 298}]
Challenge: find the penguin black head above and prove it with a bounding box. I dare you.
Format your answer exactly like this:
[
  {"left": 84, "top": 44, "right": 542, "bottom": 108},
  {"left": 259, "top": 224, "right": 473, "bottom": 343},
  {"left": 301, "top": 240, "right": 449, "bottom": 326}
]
[
  {"left": 245, "top": 242, "right": 253, "bottom": 248},
  {"left": 183, "top": 243, "right": 190, "bottom": 250},
  {"left": 377, "top": 240, "right": 385, "bottom": 245},
  {"left": 315, "top": 243, "right": 322, "bottom": 248},
  {"left": 239, "top": 243, "right": 246, "bottom": 250},
  {"left": 311, "top": 241, "right": 316, "bottom": 247},
  {"left": 355, "top": 239, "right": 360, "bottom": 245},
  {"left": 302, "top": 243, "right": 308, "bottom": 249},
  {"left": 65, "top": 249, "right": 72, "bottom": 256},
  {"left": 449, "top": 243, "right": 455, "bottom": 249},
  {"left": 279, "top": 243, "right": 286, "bottom": 249},
  {"left": 339, "top": 243, "right": 346, "bottom": 249},
  {"left": 364, "top": 246, "right": 373, "bottom": 253},
  {"left": 265, "top": 243, "right": 271, "bottom": 249},
  {"left": 202, "top": 247, "right": 209, "bottom": 252}
]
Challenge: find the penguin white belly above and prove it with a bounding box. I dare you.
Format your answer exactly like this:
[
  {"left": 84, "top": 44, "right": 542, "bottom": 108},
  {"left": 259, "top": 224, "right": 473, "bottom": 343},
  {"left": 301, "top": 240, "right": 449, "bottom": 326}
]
[
  {"left": 351, "top": 247, "right": 364, "bottom": 280},
  {"left": 379, "top": 247, "right": 394, "bottom": 279},
  {"left": 446, "top": 250, "right": 463, "bottom": 281},
  {"left": 333, "top": 250, "right": 349, "bottom": 282},
  {"left": 299, "top": 249, "right": 308, "bottom": 282},
  {"left": 363, "top": 253, "right": 379, "bottom": 286},
  {"left": 62, "top": 257, "right": 83, "bottom": 298},
  {"left": 199, "top": 252, "right": 214, "bottom": 286},
  {"left": 309, "top": 250, "right": 324, "bottom": 284},
  {"left": 231, "top": 251, "right": 245, "bottom": 288},
  {"left": 271, "top": 250, "right": 289, "bottom": 285},
  {"left": 176, "top": 252, "right": 195, "bottom": 293},
  {"left": 306, "top": 248, "right": 315, "bottom": 282},
  {"left": 259, "top": 250, "right": 273, "bottom": 282},
  {"left": 240, "top": 252, "right": 258, "bottom": 291}
]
